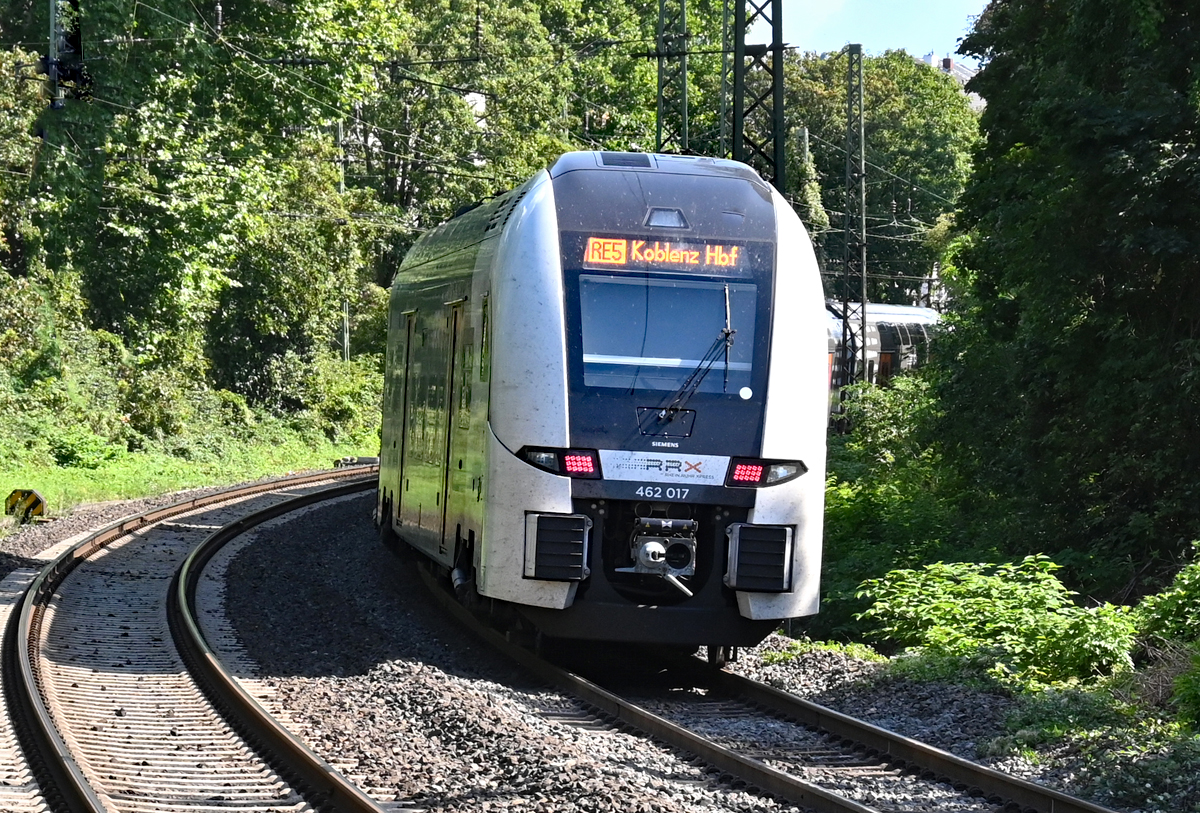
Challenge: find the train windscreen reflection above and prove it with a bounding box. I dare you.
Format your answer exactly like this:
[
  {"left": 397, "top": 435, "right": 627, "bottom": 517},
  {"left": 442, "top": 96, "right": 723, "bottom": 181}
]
[{"left": 579, "top": 274, "right": 756, "bottom": 392}]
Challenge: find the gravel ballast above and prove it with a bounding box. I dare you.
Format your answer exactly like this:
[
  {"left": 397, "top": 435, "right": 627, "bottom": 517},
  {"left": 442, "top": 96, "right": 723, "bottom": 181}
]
[
  {"left": 0, "top": 484, "right": 251, "bottom": 579},
  {"left": 221, "top": 492, "right": 810, "bottom": 812},
  {"left": 2, "top": 485, "right": 1135, "bottom": 811},
  {"left": 218, "top": 492, "right": 1052, "bottom": 811}
]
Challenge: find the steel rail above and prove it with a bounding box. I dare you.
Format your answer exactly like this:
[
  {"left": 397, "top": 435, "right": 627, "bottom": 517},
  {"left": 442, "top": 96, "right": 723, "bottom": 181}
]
[
  {"left": 170, "top": 472, "right": 387, "bottom": 813},
  {"left": 2, "top": 467, "right": 380, "bottom": 813},
  {"left": 419, "top": 566, "right": 879, "bottom": 813},
  {"left": 690, "top": 660, "right": 1121, "bottom": 813},
  {"left": 423, "top": 564, "right": 1122, "bottom": 813}
]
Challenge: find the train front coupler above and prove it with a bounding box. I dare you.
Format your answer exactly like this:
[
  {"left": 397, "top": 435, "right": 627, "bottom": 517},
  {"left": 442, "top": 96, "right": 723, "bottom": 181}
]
[{"left": 615, "top": 517, "right": 698, "bottom": 597}]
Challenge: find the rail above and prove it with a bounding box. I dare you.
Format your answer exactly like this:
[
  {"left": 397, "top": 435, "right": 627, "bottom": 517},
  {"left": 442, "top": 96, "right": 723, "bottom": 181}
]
[
  {"left": 422, "top": 565, "right": 1122, "bottom": 813},
  {"left": 2, "top": 467, "right": 385, "bottom": 813}
]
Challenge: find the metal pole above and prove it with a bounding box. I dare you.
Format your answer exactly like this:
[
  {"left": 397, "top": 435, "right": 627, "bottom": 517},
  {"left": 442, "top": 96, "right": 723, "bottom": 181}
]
[
  {"left": 343, "top": 300, "right": 350, "bottom": 361},
  {"left": 770, "top": 0, "right": 785, "bottom": 193},
  {"left": 654, "top": 0, "right": 689, "bottom": 153},
  {"left": 337, "top": 120, "right": 345, "bottom": 194},
  {"left": 680, "top": 0, "right": 688, "bottom": 152},
  {"left": 841, "top": 44, "right": 867, "bottom": 387},
  {"left": 47, "top": 0, "right": 62, "bottom": 109},
  {"left": 731, "top": 0, "right": 746, "bottom": 163},
  {"left": 718, "top": 0, "right": 732, "bottom": 156}
]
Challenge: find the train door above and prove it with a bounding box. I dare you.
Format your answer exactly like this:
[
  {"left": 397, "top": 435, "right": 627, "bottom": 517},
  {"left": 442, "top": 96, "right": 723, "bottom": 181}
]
[
  {"left": 400, "top": 308, "right": 450, "bottom": 560},
  {"left": 392, "top": 312, "right": 416, "bottom": 521},
  {"left": 439, "top": 301, "right": 467, "bottom": 560}
]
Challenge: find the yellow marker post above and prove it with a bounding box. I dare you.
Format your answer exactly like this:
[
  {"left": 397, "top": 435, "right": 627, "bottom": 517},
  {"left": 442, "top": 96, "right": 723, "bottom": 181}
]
[{"left": 4, "top": 489, "right": 46, "bottom": 523}]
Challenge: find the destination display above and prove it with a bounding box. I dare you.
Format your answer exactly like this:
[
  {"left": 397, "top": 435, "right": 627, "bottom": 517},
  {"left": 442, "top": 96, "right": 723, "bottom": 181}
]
[{"left": 582, "top": 236, "right": 743, "bottom": 269}]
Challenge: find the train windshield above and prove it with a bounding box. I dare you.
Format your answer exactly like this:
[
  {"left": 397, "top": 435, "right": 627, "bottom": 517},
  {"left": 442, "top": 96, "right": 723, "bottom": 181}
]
[{"left": 578, "top": 274, "right": 757, "bottom": 392}]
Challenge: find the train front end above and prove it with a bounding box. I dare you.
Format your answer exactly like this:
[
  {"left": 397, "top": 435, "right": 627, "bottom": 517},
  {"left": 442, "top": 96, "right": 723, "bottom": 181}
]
[{"left": 483, "top": 152, "right": 828, "bottom": 647}]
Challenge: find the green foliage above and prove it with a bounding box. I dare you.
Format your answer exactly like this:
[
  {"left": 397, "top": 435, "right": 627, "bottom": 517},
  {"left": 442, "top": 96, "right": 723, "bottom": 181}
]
[
  {"left": 48, "top": 429, "right": 124, "bottom": 469},
  {"left": 0, "top": 424, "right": 374, "bottom": 525},
  {"left": 939, "top": 0, "right": 1200, "bottom": 598},
  {"left": 784, "top": 49, "right": 979, "bottom": 302},
  {"left": 1173, "top": 651, "right": 1200, "bottom": 729},
  {"left": 838, "top": 377, "right": 940, "bottom": 475},
  {"left": 0, "top": 46, "right": 42, "bottom": 274},
  {"left": 349, "top": 284, "right": 390, "bottom": 358},
  {"left": 813, "top": 376, "right": 988, "bottom": 639},
  {"left": 975, "top": 667, "right": 1200, "bottom": 811},
  {"left": 987, "top": 684, "right": 1200, "bottom": 813},
  {"left": 857, "top": 556, "right": 1137, "bottom": 687},
  {"left": 1138, "top": 543, "right": 1200, "bottom": 644},
  {"left": 990, "top": 687, "right": 1134, "bottom": 752},
  {"left": 274, "top": 351, "right": 383, "bottom": 445}
]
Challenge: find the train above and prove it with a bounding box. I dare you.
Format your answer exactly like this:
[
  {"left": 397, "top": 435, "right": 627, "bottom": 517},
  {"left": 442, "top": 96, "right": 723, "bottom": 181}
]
[
  {"left": 826, "top": 302, "right": 940, "bottom": 389},
  {"left": 376, "top": 151, "right": 831, "bottom": 661}
]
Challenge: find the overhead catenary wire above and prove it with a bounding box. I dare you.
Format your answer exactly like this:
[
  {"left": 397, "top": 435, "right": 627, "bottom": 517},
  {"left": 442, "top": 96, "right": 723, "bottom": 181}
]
[
  {"left": 25, "top": 0, "right": 959, "bottom": 268},
  {"left": 805, "top": 129, "right": 957, "bottom": 207},
  {"left": 129, "top": 0, "right": 516, "bottom": 178},
  {"left": 115, "top": 0, "right": 660, "bottom": 191}
]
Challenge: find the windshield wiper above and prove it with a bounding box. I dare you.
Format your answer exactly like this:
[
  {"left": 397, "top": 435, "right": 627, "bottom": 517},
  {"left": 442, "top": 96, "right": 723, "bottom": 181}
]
[
  {"left": 721, "top": 282, "right": 733, "bottom": 392},
  {"left": 657, "top": 284, "right": 736, "bottom": 421}
]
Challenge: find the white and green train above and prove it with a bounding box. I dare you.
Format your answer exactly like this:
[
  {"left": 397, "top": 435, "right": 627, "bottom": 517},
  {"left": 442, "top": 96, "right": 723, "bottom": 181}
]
[{"left": 377, "top": 152, "right": 829, "bottom": 654}]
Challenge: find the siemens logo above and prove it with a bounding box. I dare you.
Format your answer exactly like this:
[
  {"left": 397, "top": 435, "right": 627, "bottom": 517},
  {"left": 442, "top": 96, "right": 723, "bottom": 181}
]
[{"left": 651, "top": 441, "right": 679, "bottom": 448}]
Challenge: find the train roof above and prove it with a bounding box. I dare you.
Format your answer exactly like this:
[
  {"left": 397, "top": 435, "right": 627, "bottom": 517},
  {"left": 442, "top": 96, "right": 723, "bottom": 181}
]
[
  {"left": 865, "top": 303, "right": 942, "bottom": 324},
  {"left": 549, "top": 151, "right": 767, "bottom": 187}
]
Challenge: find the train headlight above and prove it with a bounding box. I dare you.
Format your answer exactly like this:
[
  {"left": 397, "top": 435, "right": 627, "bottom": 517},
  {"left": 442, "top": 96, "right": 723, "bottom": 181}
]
[
  {"left": 526, "top": 450, "right": 560, "bottom": 471},
  {"left": 518, "top": 447, "right": 603, "bottom": 479},
  {"left": 768, "top": 463, "right": 804, "bottom": 483},
  {"left": 724, "top": 458, "right": 807, "bottom": 487}
]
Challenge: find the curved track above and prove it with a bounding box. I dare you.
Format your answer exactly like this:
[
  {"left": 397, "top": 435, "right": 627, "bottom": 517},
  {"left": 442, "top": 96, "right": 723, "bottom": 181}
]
[
  {"left": 2, "top": 474, "right": 1127, "bottom": 813},
  {"left": 422, "top": 567, "right": 1123, "bottom": 813},
  {"left": 2, "top": 468, "right": 385, "bottom": 813}
]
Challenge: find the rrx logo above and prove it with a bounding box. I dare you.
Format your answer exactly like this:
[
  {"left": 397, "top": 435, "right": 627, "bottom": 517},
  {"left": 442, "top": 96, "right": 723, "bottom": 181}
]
[{"left": 639, "top": 459, "right": 703, "bottom": 473}]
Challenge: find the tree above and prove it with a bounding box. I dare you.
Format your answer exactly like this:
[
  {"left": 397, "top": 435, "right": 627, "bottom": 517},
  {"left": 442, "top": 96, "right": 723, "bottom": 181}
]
[
  {"left": 0, "top": 46, "right": 43, "bottom": 276},
  {"left": 939, "top": 0, "right": 1200, "bottom": 597},
  {"left": 782, "top": 49, "right": 978, "bottom": 303}
]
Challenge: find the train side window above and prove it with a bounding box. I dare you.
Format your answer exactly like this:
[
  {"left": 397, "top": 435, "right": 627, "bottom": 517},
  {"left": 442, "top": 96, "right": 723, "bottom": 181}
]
[
  {"left": 459, "top": 329, "right": 473, "bottom": 430},
  {"left": 480, "top": 295, "right": 491, "bottom": 382},
  {"left": 878, "top": 352, "right": 894, "bottom": 386}
]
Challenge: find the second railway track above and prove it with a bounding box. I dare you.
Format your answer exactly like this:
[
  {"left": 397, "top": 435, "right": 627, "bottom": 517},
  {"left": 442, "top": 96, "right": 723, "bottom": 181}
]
[{"left": 2, "top": 468, "right": 385, "bottom": 813}]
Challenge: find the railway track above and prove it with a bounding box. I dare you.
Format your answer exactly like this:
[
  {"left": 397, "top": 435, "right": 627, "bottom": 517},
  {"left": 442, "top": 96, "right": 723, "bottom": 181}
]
[
  {"left": 422, "top": 567, "right": 1124, "bottom": 813},
  {"left": 2, "top": 475, "right": 1126, "bottom": 813},
  {"left": 1, "top": 468, "right": 386, "bottom": 813}
]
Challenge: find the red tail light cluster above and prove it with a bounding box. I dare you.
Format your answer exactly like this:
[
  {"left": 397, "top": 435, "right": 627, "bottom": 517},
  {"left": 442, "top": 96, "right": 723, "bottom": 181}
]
[
  {"left": 731, "top": 463, "right": 764, "bottom": 483},
  {"left": 519, "top": 447, "right": 603, "bottom": 479},
  {"left": 562, "top": 454, "right": 597, "bottom": 474},
  {"left": 725, "top": 458, "right": 807, "bottom": 487}
]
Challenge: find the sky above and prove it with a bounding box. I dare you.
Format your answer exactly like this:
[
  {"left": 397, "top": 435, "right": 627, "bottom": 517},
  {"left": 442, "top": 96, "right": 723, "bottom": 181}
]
[{"left": 770, "top": 0, "right": 990, "bottom": 67}]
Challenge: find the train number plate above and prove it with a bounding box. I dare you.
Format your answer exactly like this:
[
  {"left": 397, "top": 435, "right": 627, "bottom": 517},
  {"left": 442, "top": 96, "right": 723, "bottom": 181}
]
[{"left": 633, "top": 485, "right": 691, "bottom": 500}]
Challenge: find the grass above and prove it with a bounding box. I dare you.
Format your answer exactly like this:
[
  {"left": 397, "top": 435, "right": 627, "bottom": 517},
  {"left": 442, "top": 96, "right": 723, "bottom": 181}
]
[
  {"left": 0, "top": 433, "right": 376, "bottom": 534},
  {"left": 761, "top": 637, "right": 888, "bottom": 666},
  {"left": 835, "top": 644, "right": 1200, "bottom": 812}
]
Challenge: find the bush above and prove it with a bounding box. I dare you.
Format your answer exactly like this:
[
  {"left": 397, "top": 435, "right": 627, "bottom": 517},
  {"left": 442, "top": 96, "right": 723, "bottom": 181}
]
[
  {"left": 760, "top": 638, "right": 886, "bottom": 666},
  {"left": 263, "top": 350, "right": 382, "bottom": 445},
  {"left": 49, "top": 429, "right": 124, "bottom": 469},
  {"left": 812, "top": 374, "right": 996, "bottom": 640},
  {"left": 857, "top": 555, "right": 1137, "bottom": 687},
  {"left": 1173, "top": 650, "right": 1200, "bottom": 728},
  {"left": 1138, "top": 542, "right": 1200, "bottom": 644},
  {"left": 986, "top": 686, "right": 1133, "bottom": 752}
]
